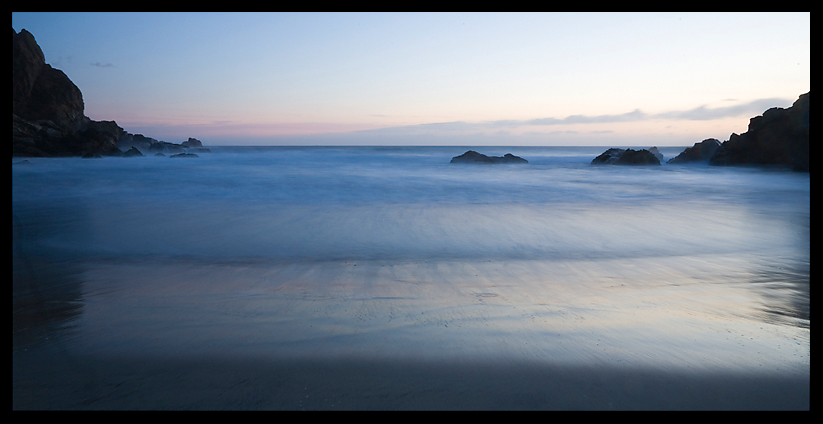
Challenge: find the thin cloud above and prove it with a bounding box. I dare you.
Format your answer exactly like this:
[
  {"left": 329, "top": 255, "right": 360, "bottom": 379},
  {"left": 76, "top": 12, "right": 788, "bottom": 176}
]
[
  {"left": 521, "top": 109, "right": 648, "bottom": 126},
  {"left": 91, "top": 62, "right": 114, "bottom": 68},
  {"left": 345, "top": 96, "right": 792, "bottom": 138},
  {"left": 652, "top": 98, "right": 790, "bottom": 121},
  {"left": 506, "top": 98, "right": 790, "bottom": 127}
]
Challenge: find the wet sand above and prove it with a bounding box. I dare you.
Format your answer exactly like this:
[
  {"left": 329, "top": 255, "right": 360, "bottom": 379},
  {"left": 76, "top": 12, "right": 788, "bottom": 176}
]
[
  {"left": 13, "top": 351, "right": 810, "bottom": 410},
  {"left": 13, "top": 255, "right": 810, "bottom": 410}
]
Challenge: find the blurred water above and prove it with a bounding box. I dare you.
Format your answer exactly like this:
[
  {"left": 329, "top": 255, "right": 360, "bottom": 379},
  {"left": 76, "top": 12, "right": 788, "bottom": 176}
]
[
  {"left": 12, "top": 146, "right": 809, "bottom": 264},
  {"left": 12, "top": 146, "right": 810, "bottom": 329}
]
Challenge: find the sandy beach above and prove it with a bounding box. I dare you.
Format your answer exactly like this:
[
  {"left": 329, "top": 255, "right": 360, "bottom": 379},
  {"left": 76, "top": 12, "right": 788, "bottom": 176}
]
[
  {"left": 13, "top": 254, "right": 810, "bottom": 410},
  {"left": 12, "top": 147, "right": 809, "bottom": 410}
]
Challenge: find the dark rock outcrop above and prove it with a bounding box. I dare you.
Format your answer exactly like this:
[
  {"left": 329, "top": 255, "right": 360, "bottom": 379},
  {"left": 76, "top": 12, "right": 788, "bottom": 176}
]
[
  {"left": 13, "top": 28, "right": 85, "bottom": 133},
  {"left": 709, "top": 92, "right": 809, "bottom": 172},
  {"left": 667, "top": 138, "right": 722, "bottom": 164},
  {"left": 170, "top": 152, "right": 198, "bottom": 158},
  {"left": 591, "top": 148, "right": 624, "bottom": 165},
  {"left": 12, "top": 28, "right": 118, "bottom": 156},
  {"left": 649, "top": 146, "right": 664, "bottom": 162},
  {"left": 591, "top": 148, "right": 660, "bottom": 165},
  {"left": 121, "top": 146, "right": 144, "bottom": 157},
  {"left": 181, "top": 137, "right": 202, "bottom": 148},
  {"left": 180, "top": 137, "right": 211, "bottom": 152},
  {"left": 13, "top": 28, "right": 205, "bottom": 158},
  {"left": 450, "top": 150, "right": 528, "bottom": 164},
  {"left": 616, "top": 149, "right": 661, "bottom": 165}
]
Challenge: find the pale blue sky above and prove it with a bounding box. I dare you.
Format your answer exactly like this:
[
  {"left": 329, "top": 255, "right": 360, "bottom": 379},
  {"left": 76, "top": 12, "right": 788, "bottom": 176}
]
[{"left": 12, "top": 12, "right": 810, "bottom": 146}]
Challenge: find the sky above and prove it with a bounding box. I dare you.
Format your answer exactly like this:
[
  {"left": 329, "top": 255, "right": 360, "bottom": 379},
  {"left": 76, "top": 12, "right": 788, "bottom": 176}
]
[{"left": 12, "top": 12, "right": 810, "bottom": 146}]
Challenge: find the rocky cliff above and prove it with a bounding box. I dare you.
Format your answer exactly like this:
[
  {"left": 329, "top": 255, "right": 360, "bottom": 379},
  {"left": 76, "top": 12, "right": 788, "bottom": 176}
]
[
  {"left": 591, "top": 148, "right": 661, "bottom": 165},
  {"left": 12, "top": 28, "right": 203, "bottom": 157},
  {"left": 598, "top": 93, "right": 809, "bottom": 171},
  {"left": 667, "top": 139, "right": 721, "bottom": 164},
  {"left": 709, "top": 92, "right": 809, "bottom": 172}
]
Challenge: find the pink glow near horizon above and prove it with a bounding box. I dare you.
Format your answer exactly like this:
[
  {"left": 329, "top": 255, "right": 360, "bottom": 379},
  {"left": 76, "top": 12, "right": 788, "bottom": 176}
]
[{"left": 13, "top": 12, "right": 809, "bottom": 146}]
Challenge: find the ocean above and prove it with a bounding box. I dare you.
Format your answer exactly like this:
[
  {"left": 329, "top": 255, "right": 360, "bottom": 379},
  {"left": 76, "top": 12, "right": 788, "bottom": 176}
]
[{"left": 12, "top": 145, "right": 810, "bottom": 409}]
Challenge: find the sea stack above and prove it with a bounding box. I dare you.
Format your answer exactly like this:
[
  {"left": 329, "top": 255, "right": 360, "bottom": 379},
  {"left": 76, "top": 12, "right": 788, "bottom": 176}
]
[
  {"left": 450, "top": 150, "right": 528, "bottom": 164},
  {"left": 591, "top": 148, "right": 660, "bottom": 165}
]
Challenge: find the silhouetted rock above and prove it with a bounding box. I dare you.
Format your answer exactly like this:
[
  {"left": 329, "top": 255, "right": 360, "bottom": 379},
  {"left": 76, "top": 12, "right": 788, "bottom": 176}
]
[
  {"left": 121, "top": 146, "right": 144, "bottom": 157},
  {"left": 13, "top": 28, "right": 85, "bottom": 132},
  {"left": 116, "top": 134, "right": 183, "bottom": 154},
  {"left": 591, "top": 148, "right": 625, "bottom": 165},
  {"left": 116, "top": 133, "right": 154, "bottom": 152},
  {"left": 710, "top": 92, "right": 809, "bottom": 172},
  {"left": 150, "top": 141, "right": 185, "bottom": 154},
  {"left": 181, "top": 137, "right": 210, "bottom": 153},
  {"left": 668, "top": 138, "right": 722, "bottom": 164},
  {"left": 450, "top": 150, "right": 528, "bottom": 164},
  {"left": 649, "top": 146, "right": 664, "bottom": 162},
  {"left": 116, "top": 134, "right": 209, "bottom": 154},
  {"left": 13, "top": 28, "right": 121, "bottom": 156},
  {"left": 12, "top": 28, "right": 205, "bottom": 158},
  {"left": 617, "top": 149, "right": 661, "bottom": 165},
  {"left": 591, "top": 148, "right": 660, "bottom": 165},
  {"left": 181, "top": 137, "right": 202, "bottom": 148},
  {"left": 170, "top": 152, "right": 198, "bottom": 158}
]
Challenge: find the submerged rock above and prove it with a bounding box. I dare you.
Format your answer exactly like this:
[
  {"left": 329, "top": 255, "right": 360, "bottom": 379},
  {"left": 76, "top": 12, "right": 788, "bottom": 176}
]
[
  {"left": 450, "top": 150, "right": 528, "bottom": 164},
  {"left": 591, "top": 148, "right": 660, "bottom": 165},
  {"left": 170, "top": 152, "right": 198, "bottom": 158},
  {"left": 667, "top": 138, "right": 721, "bottom": 164}
]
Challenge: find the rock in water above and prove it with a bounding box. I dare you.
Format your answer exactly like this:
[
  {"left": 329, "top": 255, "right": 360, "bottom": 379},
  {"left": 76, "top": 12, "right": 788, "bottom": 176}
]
[
  {"left": 591, "top": 148, "right": 626, "bottom": 165},
  {"left": 499, "top": 153, "right": 528, "bottom": 163},
  {"left": 121, "top": 146, "right": 144, "bottom": 157},
  {"left": 450, "top": 150, "right": 528, "bottom": 164},
  {"left": 667, "top": 139, "right": 721, "bottom": 164},
  {"left": 181, "top": 137, "right": 203, "bottom": 148},
  {"left": 615, "top": 149, "right": 661, "bottom": 165},
  {"left": 451, "top": 150, "right": 494, "bottom": 164},
  {"left": 591, "top": 148, "right": 660, "bottom": 165}
]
